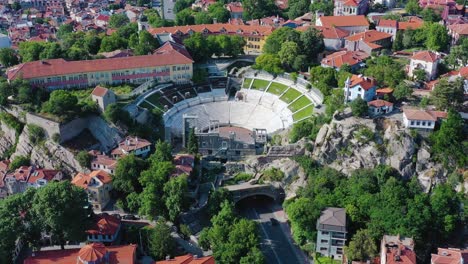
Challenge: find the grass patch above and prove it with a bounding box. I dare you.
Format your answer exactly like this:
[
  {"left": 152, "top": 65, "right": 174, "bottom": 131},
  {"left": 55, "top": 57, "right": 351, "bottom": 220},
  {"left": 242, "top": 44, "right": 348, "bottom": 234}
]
[
  {"left": 69, "top": 89, "right": 93, "bottom": 102},
  {"left": 267, "top": 82, "right": 288, "bottom": 95},
  {"left": 242, "top": 78, "right": 253, "bottom": 88},
  {"left": 292, "top": 105, "right": 314, "bottom": 121},
  {"left": 316, "top": 256, "right": 341, "bottom": 264},
  {"left": 280, "top": 88, "right": 302, "bottom": 103},
  {"left": 138, "top": 100, "right": 155, "bottom": 110},
  {"left": 251, "top": 79, "right": 271, "bottom": 90},
  {"left": 145, "top": 93, "right": 162, "bottom": 108},
  {"left": 288, "top": 96, "right": 312, "bottom": 112},
  {"left": 108, "top": 84, "right": 134, "bottom": 95},
  {"left": 224, "top": 172, "right": 253, "bottom": 185}
]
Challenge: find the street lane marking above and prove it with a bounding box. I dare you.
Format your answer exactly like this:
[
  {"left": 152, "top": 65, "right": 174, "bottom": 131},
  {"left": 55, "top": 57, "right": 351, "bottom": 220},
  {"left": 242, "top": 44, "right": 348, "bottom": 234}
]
[{"left": 251, "top": 207, "right": 282, "bottom": 264}]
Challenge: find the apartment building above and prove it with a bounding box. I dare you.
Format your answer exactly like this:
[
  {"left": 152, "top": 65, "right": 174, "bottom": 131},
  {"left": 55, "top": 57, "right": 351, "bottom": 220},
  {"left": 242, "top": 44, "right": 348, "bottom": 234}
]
[
  {"left": 7, "top": 42, "right": 194, "bottom": 90},
  {"left": 316, "top": 207, "right": 347, "bottom": 260},
  {"left": 72, "top": 170, "right": 113, "bottom": 211},
  {"left": 148, "top": 23, "right": 274, "bottom": 54}
]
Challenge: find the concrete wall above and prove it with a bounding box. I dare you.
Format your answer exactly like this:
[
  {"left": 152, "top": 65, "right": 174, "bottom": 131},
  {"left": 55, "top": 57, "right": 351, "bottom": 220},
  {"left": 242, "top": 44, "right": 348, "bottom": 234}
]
[{"left": 26, "top": 113, "right": 61, "bottom": 138}]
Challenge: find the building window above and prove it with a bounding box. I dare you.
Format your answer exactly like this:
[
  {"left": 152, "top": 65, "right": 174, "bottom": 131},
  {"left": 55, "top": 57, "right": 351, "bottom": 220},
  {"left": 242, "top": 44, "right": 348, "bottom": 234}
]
[
  {"left": 320, "top": 247, "right": 327, "bottom": 251},
  {"left": 322, "top": 231, "right": 329, "bottom": 235},
  {"left": 416, "top": 121, "right": 420, "bottom": 126},
  {"left": 410, "top": 121, "right": 414, "bottom": 125},
  {"left": 321, "top": 239, "right": 328, "bottom": 243},
  {"left": 422, "top": 121, "right": 426, "bottom": 126}
]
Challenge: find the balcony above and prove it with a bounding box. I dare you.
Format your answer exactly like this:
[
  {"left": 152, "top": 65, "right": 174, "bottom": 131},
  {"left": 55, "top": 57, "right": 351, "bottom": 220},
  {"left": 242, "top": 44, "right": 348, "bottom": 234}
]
[{"left": 331, "top": 232, "right": 346, "bottom": 239}]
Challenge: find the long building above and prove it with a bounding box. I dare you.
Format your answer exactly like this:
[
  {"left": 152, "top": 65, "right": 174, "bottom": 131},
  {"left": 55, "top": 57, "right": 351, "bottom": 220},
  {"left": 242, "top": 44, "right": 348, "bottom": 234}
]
[
  {"left": 7, "top": 41, "right": 194, "bottom": 90},
  {"left": 148, "top": 23, "right": 274, "bottom": 54}
]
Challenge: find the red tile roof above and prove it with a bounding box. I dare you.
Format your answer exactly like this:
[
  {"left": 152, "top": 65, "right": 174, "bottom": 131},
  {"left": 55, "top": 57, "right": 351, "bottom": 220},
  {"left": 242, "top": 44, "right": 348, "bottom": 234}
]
[
  {"left": 173, "top": 154, "right": 195, "bottom": 176},
  {"left": 376, "top": 87, "right": 394, "bottom": 94},
  {"left": 225, "top": 2, "right": 243, "bottom": 13},
  {"left": 318, "top": 15, "right": 369, "bottom": 28},
  {"left": 411, "top": 50, "right": 439, "bottom": 63},
  {"left": 368, "top": 99, "right": 393, "bottom": 107},
  {"left": 343, "top": 0, "right": 359, "bottom": 6},
  {"left": 156, "top": 254, "right": 215, "bottom": 264},
  {"left": 377, "top": 19, "right": 398, "bottom": 28},
  {"left": 312, "top": 26, "right": 350, "bottom": 39},
  {"left": 71, "top": 170, "right": 112, "bottom": 189},
  {"left": 111, "top": 136, "right": 152, "bottom": 156},
  {"left": 403, "top": 108, "right": 447, "bottom": 121},
  {"left": 27, "top": 169, "right": 61, "bottom": 184},
  {"left": 345, "top": 30, "right": 393, "bottom": 42},
  {"left": 448, "top": 23, "right": 468, "bottom": 35},
  {"left": 24, "top": 244, "right": 137, "bottom": 264},
  {"left": 7, "top": 44, "right": 193, "bottom": 81},
  {"left": 148, "top": 23, "right": 274, "bottom": 37},
  {"left": 0, "top": 160, "right": 10, "bottom": 172},
  {"left": 87, "top": 214, "right": 121, "bottom": 236},
  {"left": 386, "top": 244, "right": 417, "bottom": 264},
  {"left": 432, "top": 248, "right": 468, "bottom": 264},
  {"left": 321, "top": 50, "right": 369, "bottom": 68},
  {"left": 91, "top": 86, "right": 109, "bottom": 97},
  {"left": 349, "top": 74, "right": 376, "bottom": 90},
  {"left": 157, "top": 41, "right": 193, "bottom": 62},
  {"left": 79, "top": 243, "right": 107, "bottom": 262},
  {"left": 398, "top": 17, "right": 424, "bottom": 30}
]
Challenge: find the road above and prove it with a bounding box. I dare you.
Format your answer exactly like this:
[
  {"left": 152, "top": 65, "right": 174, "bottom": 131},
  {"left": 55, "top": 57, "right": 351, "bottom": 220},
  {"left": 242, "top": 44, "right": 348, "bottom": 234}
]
[{"left": 237, "top": 197, "right": 310, "bottom": 264}]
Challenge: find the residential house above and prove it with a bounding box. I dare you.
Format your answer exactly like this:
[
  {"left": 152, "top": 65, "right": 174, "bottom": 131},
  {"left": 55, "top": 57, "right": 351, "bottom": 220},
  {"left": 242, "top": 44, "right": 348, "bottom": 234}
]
[
  {"left": 374, "top": 0, "right": 396, "bottom": 8},
  {"left": 95, "top": 14, "right": 109, "bottom": 27},
  {"left": 156, "top": 254, "right": 215, "bottom": 264},
  {"left": 368, "top": 99, "right": 393, "bottom": 116},
  {"left": 148, "top": 24, "right": 274, "bottom": 54},
  {"left": 380, "top": 235, "right": 416, "bottom": 264},
  {"left": 3, "top": 166, "right": 62, "bottom": 195},
  {"left": 398, "top": 17, "right": 424, "bottom": 31},
  {"left": 321, "top": 50, "right": 369, "bottom": 71},
  {"left": 431, "top": 248, "right": 468, "bottom": 264},
  {"left": 376, "top": 87, "right": 394, "bottom": 99},
  {"left": 402, "top": 108, "right": 447, "bottom": 130},
  {"left": 87, "top": 214, "right": 121, "bottom": 243},
  {"left": 345, "top": 30, "right": 393, "bottom": 55},
  {"left": 26, "top": 168, "right": 63, "bottom": 188},
  {"left": 72, "top": 170, "right": 113, "bottom": 211},
  {"left": 344, "top": 74, "right": 377, "bottom": 102},
  {"left": 246, "top": 16, "right": 285, "bottom": 27},
  {"left": 111, "top": 136, "right": 152, "bottom": 159},
  {"left": 407, "top": 51, "right": 440, "bottom": 81},
  {"left": 173, "top": 154, "right": 195, "bottom": 177},
  {"left": 376, "top": 19, "right": 398, "bottom": 40},
  {"left": 89, "top": 150, "right": 117, "bottom": 174},
  {"left": 315, "top": 15, "right": 369, "bottom": 35},
  {"left": 334, "top": 0, "right": 369, "bottom": 16},
  {"left": 308, "top": 26, "right": 350, "bottom": 50},
  {"left": 7, "top": 42, "right": 194, "bottom": 90},
  {"left": 91, "top": 86, "right": 116, "bottom": 112},
  {"left": 316, "top": 207, "right": 347, "bottom": 260},
  {"left": 448, "top": 24, "right": 468, "bottom": 45},
  {"left": 191, "top": 0, "right": 216, "bottom": 11},
  {"left": 24, "top": 243, "right": 137, "bottom": 264},
  {"left": 225, "top": 2, "right": 243, "bottom": 19}
]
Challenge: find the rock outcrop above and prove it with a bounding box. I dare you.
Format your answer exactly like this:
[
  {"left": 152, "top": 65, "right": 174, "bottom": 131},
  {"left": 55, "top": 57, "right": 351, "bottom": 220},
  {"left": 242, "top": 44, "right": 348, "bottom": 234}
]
[
  {"left": 0, "top": 121, "right": 19, "bottom": 157},
  {"left": 313, "top": 114, "right": 449, "bottom": 192},
  {"left": 12, "top": 126, "right": 86, "bottom": 176}
]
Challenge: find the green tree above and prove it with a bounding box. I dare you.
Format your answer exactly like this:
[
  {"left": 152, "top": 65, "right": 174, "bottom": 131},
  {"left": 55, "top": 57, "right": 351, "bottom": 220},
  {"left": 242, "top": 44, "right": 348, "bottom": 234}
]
[
  {"left": 405, "top": 0, "right": 421, "bottom": 14},
  {"left": 421, "top": 8, "right": 442, "bottom": 22},
  {"left": 39, "top": 43, "right": 63, "bottom": 60},
  {"left": 18, "top": 42, "right": 45, "bottom": 62},
  {"left": 345, "top": 229, "right": 377, "bottom": 261},
  {"left": 350, "top": 97, "right": 368, "bottom": 117},
  {"left": 413, "top": 68, "right": 427, "bottom": 82},
  {"left": 27, "top": 124, "right": 45, "bottom": 145},
  {"left": 17, "top": 84, "right": 33, "bottom": 104},
  {"left": 99, "top": 33, "right": 128, "bottom": 52},
  {"left": 113, "top": 154, "right": 148, "bottom": 195},
  {"left": 163, "top": 174, "right": 188, "bottom": 221},
  {"left": 430, "top": 183, "right": 462, "bottom": 239},
  {"left": 56, "top": 24, "right": 74, "bottom": 40},
  {"left": 9, "top": 155, "right": 30, "bottom": 169},
  {"left": 42, "top": 90, "right": 78, "bottom": 116},
  {"left": 176, "top": 8, "right": 195, "bottom": 26},
  {"left": 152, "top": 140, "right": 173, "bottom": 163},
  {"left": 300, "top": 27, "right": 324, "bottom": 62},
  {"left": 208, "top": 2, "right": 230, "bottom": 23},
  {"left": 392, "top": 30, "right": 403, "bottom": 51},
  {"left": 431, "top": 78, "right": 464, "bottom": 110},
  {"left": 393, "top": 82, "right": 413, "bottom": 101},
  {"left": 263, "top": 27, "right": 300, "bottom": 54},
  {"left": 148, "top": 220, "right": 176, "bottom": 260},
  {"left": 187, "top": 127, "right": 198, "bottom": 154},
  {"left": 287, "top": 0, "right": 310, "bottom": 19},
  {"left": 430, "top": 110, "right": 467, "bottom": 168},
  {"left": 194, "top": 11, "right": 212, "bottom": 24},
  {"left": 206, "top": 188, "right": 233, "bottom": 217},
  {"left": 0, "top": 48, "right": 19, "bottom": 67},
  {"left": 425, "top": 23, "right": 449, "bottom": 51},
  {"left": 445, "top": 38, "right": 468, "bottom": 68},
  {"left": 242, "top": 0, "right": 278, "bottom": 19},
  {"left": 309, "top": 66, "right": 337, "bottom": 96},
  {"left": 133, "top": 30, "right": 160, "bottom": 55},
  {"left": 278, "top": 41, "right": 299, "bottom": 69},
  {"left": 32, "top": 181, "right": 89, "bottom": 249},
  {"left": 284, "top": 197, "right": 321, "bottom": 244},
  {"left": 109, "top": 13, "right": 130, "bottom": 28},
  {"left": 183, "top": 32, "right": 211, "bottom": 61},
  {"left": 253, "top": 54, "right": 283, "bottom": 74},
  {"left": 364, "top": 56, "right": 405, "bottom": 88},
  {"left": 309, "top": 0, "right": 334, "bottom": 15},
  {"left": 76, "top": 150, "right": 93, "bottom": 168}
]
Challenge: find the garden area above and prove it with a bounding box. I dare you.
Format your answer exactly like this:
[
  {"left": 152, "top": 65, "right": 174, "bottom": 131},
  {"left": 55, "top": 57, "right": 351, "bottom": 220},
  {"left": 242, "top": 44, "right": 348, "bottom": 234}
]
[
  {"left": 279, "top": 87, "right": 302, "bottom": 103},
  {"left": 292, "top": 105, "right": 314, "bottom": 121},
  {"left": 288, "top": 96, "right": 312, "bottom": 112},
  {"left": 267, "top": 81, "right": 289, "bottom": 96},
  {"left": 251, "top": 79, "right": 271, "bottom": 90}
]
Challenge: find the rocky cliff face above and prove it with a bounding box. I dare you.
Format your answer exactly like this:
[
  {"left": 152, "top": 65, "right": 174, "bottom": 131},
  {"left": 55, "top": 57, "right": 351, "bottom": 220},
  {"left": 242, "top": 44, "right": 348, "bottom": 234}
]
[
  {"left": 11, "top": 126, "right": 86, "bottom": 176},
  {"left": 313, "top": 113, "right": 448, "bottom": 192},
  {"left": 0, "top": 121, "right": 18, "bottom": 157}
]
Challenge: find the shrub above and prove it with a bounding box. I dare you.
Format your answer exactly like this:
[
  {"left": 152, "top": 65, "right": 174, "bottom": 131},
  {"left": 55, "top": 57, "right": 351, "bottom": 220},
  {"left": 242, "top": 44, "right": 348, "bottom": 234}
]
[
  {"left": 10, "top": 155, "right": 30, "bottom": 169},
  {"left": 76, "top": 150, "right": 93, "bottom": 169},
  {"left": 263, "top": 167, "right": 285, "bottom": 182},
  {"left": 52, "top": 133, "right": 61, "bottom": 143},
  {"left": 27, "top": 124, "right": 45, "bottom": 145},
  {"left": 350, "top": 97, "right": 368, "bottom": 117},
  {"left": 232, "top": 172, "right": 253, "bottom": 183},
  {"left": 0, "top": 112, "right": 24, "bottom": 134}
]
